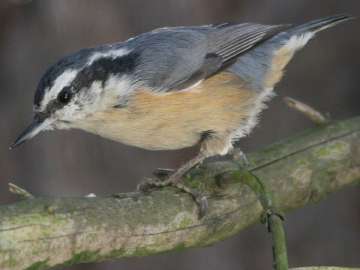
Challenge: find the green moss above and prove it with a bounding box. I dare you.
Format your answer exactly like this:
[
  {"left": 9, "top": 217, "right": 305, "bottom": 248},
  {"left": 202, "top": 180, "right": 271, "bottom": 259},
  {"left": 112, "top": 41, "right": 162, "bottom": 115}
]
[
  {"left": 62, "top": 250, "right": 100, "bottom": 267},
  {"left": 4, "top": 254, "right": 18, "bottom": 268},
  {"left": 230, "top": 171, "right": 266, "bottom": 195},
  {"left": 314, "top": 141, "right": 349, "bottom": 160},
  {"left": 172, "top": 243, "right": 187, "bottom": 252},
  {"left": 56, "top": 249, "right": 129, "bottom": 268},
  {"left": 25, "top": 260, "right": 49, "bottom": 270},
  {"left": 183, "top": 175, "right": 205, "bottom": 190},
  {"left": 196, "top": 223, "right": 238, "bottom": 247},
  {"left": 108, "top": 248, "right": 127, "bottom": 258},
  {"left": 133, "top": 246, "right": 157, "bottom": 257},
  {"left": 131, "top": 243, "right": 189, "bottom": 258},
  {"left": 178, "top": 217, "right": 193, "bottom": 228},
  {"left": 236, "top": 170, "right": 251, "bottom": 181},
  {"left": 295, "top": 158, "right": 311, "bottom": 167}
]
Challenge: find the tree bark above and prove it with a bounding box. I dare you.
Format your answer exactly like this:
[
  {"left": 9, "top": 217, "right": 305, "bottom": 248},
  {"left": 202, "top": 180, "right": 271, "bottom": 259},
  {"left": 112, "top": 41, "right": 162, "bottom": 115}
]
[
  {"left": 291, "top": 266, "right": 360, "bottom": 270},
  {"left": 1, "top": 116, "right": 359, "bottom": 270}
]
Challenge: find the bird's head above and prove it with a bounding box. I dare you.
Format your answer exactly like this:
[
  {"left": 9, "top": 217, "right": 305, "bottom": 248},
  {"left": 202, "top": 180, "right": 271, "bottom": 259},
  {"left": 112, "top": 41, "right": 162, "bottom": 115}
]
[{"left": 11, "top": 45, "right": 138, "bottom": 148}]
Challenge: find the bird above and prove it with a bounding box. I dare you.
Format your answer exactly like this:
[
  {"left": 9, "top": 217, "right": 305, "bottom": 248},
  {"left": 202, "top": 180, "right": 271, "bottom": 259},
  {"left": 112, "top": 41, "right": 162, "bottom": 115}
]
[{"left": 11, "top": 14, "right": 353, "bottom": 212}]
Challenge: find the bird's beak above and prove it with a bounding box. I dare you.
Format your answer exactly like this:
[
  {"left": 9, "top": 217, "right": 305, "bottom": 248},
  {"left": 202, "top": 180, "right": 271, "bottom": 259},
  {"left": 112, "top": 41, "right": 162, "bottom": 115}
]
[{"left": 10, "top": 117, "right": 51, "bottom": 149}]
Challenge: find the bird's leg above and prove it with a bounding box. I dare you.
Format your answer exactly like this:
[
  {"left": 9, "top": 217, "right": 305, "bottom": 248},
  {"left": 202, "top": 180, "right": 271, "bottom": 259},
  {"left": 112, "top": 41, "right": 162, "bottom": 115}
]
[
  {"left": 137, "top": 152, "right": 208, "bottom": 217},
  {"left": 138, "top": 133, "right": 233, "bottom": 217},
  {"left": 229, "top": 147, "right": 250, "bottom": 167},
  {"left": 140, "top": 153, "right": 206, "bottom": 189},
  {"left": 163, "top": 153, "right": 206, "bottom": 185},
  {"left": 152, "top": 156, "right": 205, "bottom": 180}
]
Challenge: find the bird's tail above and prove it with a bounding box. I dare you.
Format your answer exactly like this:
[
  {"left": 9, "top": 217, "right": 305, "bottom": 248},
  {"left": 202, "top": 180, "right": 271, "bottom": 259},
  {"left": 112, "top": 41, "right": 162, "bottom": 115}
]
[
  {"left": 260, "top": 14, "right": 354, "bottom": 89},
  {"left": 230, "top": 14, "right": 354, "bottom": 91},
  {"left": 288, "top": 14, "right": 354, "bottom": 36}
]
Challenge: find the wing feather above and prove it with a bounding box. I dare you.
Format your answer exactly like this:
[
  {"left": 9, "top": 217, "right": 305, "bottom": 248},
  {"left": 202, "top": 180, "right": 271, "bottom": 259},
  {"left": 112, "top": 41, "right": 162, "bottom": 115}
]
[{"left": 131, "top": 22, "right": 290, "bottom": 92}]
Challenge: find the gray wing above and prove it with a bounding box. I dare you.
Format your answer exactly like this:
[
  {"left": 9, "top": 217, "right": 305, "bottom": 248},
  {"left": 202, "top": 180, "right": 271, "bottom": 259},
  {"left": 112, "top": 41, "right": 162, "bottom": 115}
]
[{"left": 129, "top": 23, "right": 289, "bottom": 91}]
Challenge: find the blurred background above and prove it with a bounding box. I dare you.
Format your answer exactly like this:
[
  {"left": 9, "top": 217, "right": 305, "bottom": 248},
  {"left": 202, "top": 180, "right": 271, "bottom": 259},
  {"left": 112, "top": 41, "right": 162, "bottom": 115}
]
[{"left": 1, "top": 0, "right": 359, "bottom": 269}]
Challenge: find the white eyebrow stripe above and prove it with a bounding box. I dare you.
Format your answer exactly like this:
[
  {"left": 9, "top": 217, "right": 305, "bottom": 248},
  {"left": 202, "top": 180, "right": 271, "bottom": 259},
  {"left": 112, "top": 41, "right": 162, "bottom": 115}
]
[
  {"left": 87, "top": 47, "right": 131, "bottom": 65},
  {"left": 40, "top": 69, "right": 79, "bottom": 111}
]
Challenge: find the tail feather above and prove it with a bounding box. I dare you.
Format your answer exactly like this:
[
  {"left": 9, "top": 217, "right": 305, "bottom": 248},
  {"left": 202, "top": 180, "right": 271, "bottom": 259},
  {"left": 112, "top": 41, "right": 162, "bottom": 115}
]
[
  {"left": 289, "top": 14, "right": 355, "bottom": 35},
  {"left": 229, "top": 14, "right": 354, "bottom": 91},
  {"left": 261, "top": 14, "right": 355, "bottom": 88}
]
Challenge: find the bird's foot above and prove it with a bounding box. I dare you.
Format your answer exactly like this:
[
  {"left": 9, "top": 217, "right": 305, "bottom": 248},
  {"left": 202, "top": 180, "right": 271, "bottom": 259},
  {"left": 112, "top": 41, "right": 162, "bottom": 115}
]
[
  {"left": 137, "top": 177, "right": 168, "bottom": 192},
  {"left": 152, "top": 168, "right": 175, "bottom": 179},
  {"left": 137, "top": 171, "right": 208, "bottom": 218},
  {"left": 230, "top": 148, "right": 250, "bottom": 167}
]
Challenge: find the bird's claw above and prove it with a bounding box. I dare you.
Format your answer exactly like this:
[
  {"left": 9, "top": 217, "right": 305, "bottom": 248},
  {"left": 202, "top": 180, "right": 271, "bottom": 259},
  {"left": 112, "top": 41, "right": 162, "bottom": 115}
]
[
  {"left": 136, "top": 177, "right": 165, "bottom": 193},
  {"left": 137, "top": 177, "right": 208, "bottom": 218},
  {"left": 152, "top": 168, "right": 175, "bottom": 179},
  {"left": 230, "top": 148, "right": 250, "bottom": 167},
  {"left": 173, "top": 183, "right": 208, "bottom": 218},
  {"left": 195, "top": 194, "right": 208, "bottom": 218}
]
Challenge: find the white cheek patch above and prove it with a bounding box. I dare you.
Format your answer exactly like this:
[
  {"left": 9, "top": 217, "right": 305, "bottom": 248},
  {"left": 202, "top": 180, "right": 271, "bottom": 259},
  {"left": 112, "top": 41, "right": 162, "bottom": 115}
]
[
  {"left": 40, "top": 69, "right": 79, "bottom": 111},
  {"left": 58, "top": 75, "right": 133, "bottom": 125},
  {"left": 87, "top": 47, "right": 131, "bottom": 66},
  {"left": 56, "top": 103, "right": 79, "bottom": 120},
  {"left": 97, "top": 75, "right": 133, "bottom": 108}
]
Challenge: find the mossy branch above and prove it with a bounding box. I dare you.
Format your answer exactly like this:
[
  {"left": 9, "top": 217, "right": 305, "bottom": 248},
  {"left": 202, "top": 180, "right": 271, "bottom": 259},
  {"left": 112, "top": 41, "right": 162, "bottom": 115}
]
[
  {"left": 291, "top": 266, "right": 360, "bottom": 270},
  {"left": 1, "top": 116, "right": 360, "bottom": 270}
]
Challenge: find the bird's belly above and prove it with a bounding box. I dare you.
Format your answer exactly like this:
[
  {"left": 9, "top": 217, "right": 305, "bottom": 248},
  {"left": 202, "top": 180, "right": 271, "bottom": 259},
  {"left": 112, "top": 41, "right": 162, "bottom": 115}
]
[
  {"left": 78, "top": 72, "right": 257, "bottom": 150},
  {"left": 84, "top": 118, "right": 202, "bottom": 150}
]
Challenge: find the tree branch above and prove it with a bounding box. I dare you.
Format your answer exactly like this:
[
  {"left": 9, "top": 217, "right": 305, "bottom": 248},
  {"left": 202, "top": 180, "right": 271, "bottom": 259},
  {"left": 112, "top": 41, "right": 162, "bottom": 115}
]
[
  {"left": 1, "top": 116, "right": 360, "bottom": 270},
  {"left": 291, "top": 266, "right": 360, "bottom": 270}
]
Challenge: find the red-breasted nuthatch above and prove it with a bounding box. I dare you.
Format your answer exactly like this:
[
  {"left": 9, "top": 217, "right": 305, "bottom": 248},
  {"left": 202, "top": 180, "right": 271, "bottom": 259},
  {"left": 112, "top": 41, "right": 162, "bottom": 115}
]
[{"left": 12, "top": 15, "right": 353, "bottom": 209}]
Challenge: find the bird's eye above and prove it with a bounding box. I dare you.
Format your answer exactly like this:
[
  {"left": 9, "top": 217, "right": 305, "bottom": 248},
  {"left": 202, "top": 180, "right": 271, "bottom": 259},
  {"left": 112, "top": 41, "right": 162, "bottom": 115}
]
[{"left": 57, "top": 87, "right": 73, "bottom": 104}]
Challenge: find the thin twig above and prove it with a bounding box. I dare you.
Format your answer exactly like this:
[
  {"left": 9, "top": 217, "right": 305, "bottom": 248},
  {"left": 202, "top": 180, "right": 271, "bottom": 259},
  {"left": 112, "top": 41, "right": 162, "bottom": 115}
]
[
  {"left": 8, "top": 182, "right": 34, "bottom": 199},
  {"left": 242, "top": 171, "right": 289, "bottom": 270},
  {"left": 284, "top": 97, "right": 330, "bottom": 125},
  {"left": 270, "top": 214, "right": 288, "bottom": 270},
  {"left": 291, "top": 266, "right": 360, "bottom": 270}
]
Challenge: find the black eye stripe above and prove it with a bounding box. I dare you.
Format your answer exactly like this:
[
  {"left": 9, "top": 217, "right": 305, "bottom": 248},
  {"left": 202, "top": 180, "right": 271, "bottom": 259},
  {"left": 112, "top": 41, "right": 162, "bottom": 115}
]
[
  {"left": 71, "top": 51, "right": 139, "bottom": 90},
  {"left": 34, "top": 48, "right": 138, "bottom": 116},
  {"left": 34, "top": 47, "right": 94, "bottom": 107},
  {"left": 57, "top": 86, "right": 73, "bottom": 104}
]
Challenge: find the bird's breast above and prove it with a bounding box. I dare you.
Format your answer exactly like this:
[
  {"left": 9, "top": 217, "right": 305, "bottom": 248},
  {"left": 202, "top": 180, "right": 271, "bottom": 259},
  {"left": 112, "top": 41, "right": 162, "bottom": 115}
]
[{"left": 76, "top": 72, "right": 257, "bottom": 150}]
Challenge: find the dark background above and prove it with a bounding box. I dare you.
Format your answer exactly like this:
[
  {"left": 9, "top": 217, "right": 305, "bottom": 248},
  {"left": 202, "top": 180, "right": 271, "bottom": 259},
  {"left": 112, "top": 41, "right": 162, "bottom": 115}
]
[{"left": 1, "top": 1, "right": 359, "bottom": 269}]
